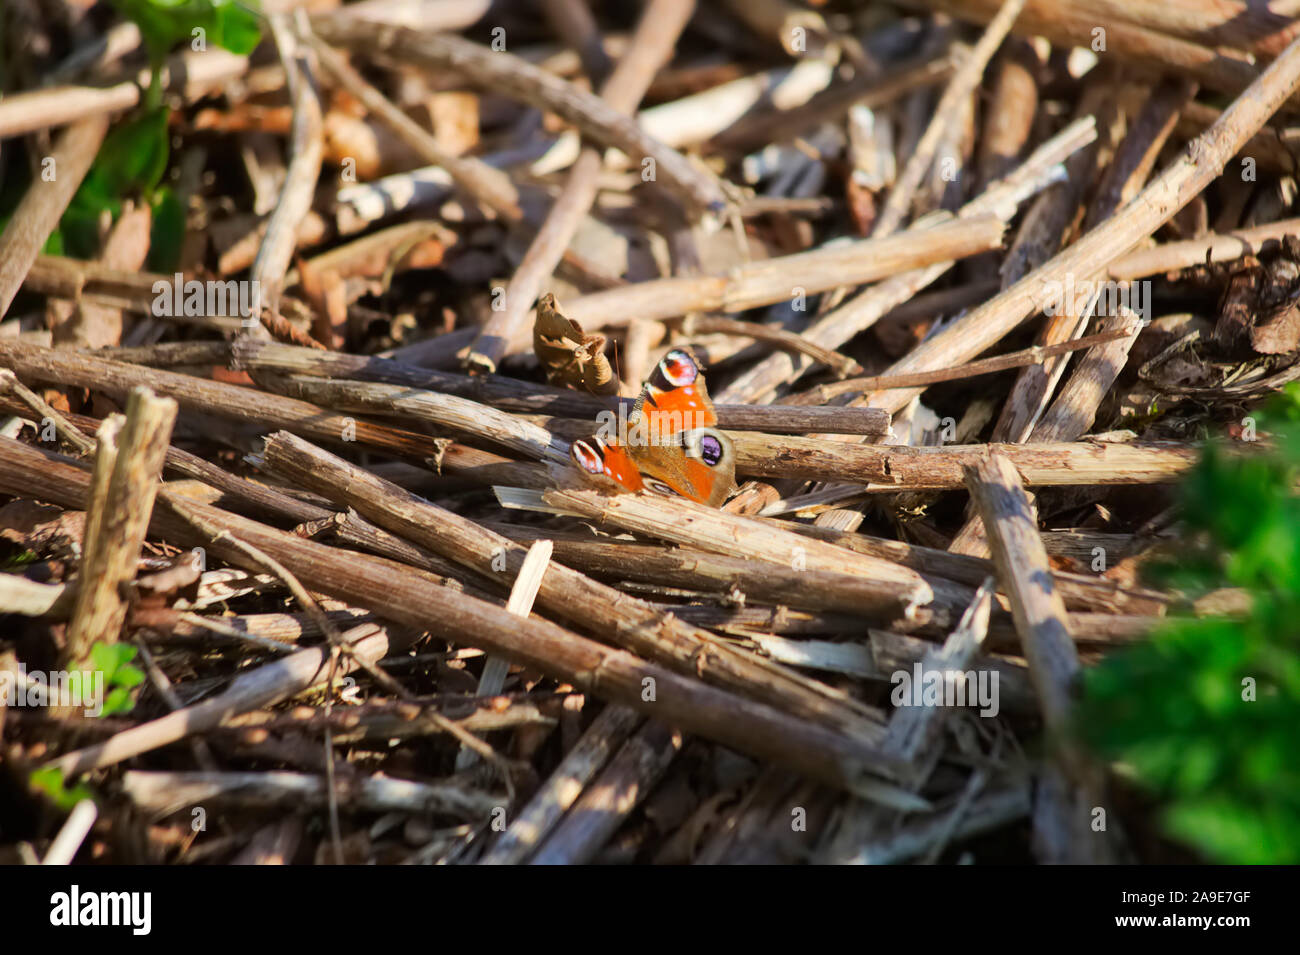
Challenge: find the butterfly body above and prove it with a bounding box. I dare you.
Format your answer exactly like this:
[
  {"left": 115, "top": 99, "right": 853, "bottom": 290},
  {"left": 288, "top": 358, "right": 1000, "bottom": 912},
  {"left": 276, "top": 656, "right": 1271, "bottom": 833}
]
[{"left": 570, "top": 349, "right": 735, "bottom": 508}]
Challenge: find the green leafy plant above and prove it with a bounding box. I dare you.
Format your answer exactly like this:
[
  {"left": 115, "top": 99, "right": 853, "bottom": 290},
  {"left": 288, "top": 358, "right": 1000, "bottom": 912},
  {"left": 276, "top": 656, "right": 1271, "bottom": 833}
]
[
  {"left": 0, "top": 551, "right": 40, "bottom": 571},
  {"left": 57, "top": 1, "right": 261, "bottom": 267},
  {"left": 111, "top": 0, "right": 262, "bottom": 108},
  {"left": 21, "top": 646, "right": 143, "bottom": 811},
  {"left": 87, "top": 641, "right": 146, "bottom": 717},
  {"left": 29, "top": 767, "right": 95, "bottom": 812},
  {"left": 1079, "top": 385, "right": 1300, "bottom": 863},
  {"left": 61, "top": 106, "right": 173, "bottom": 260}
]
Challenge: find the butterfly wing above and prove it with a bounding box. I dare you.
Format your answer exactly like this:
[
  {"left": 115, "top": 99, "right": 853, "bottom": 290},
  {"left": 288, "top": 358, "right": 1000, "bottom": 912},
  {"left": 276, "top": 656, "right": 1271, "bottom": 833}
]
[
  {"left": 634, "top": 348, "right": 718, "bottom": 437},
  {"left": 631, "top": 427, "right": 735, "bottom": 508},
  {"left": 570, "top": 435, "right": 645, "bottom": 494}
]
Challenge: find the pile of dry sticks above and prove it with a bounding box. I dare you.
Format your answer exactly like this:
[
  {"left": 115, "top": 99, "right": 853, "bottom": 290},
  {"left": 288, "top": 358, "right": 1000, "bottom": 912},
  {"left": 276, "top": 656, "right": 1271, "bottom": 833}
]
[{"left": 1, "top": 0, "right": 1298, "bottom": 864}]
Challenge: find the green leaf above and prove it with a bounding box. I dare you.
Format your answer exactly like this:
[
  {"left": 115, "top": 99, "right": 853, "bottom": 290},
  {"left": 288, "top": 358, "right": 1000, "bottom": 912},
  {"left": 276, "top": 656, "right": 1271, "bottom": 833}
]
[
  {"left": 148, "top": 186, "right": 186, "bottom": 273},
  {"left": 60, "top": 106, "right": 171, "bottom": 258},
  {"left": 1, "top": 551, "right": 40, "bottom": 570},
  {"left": 100, "top": 685, "right": 136, "bottom": 717},
  {"left": 111, "top": 0, "right": 203, "bottom": 61},
  {"left": 29, "top": 767, "right": 95, "bottom": 812},
  {"left": 87, "top": 641, "right": 139, "bottom": 686},
  {"left": 93, "top": 107, "right": 171, "bottom": 199},
  {"left": 210, "top": 0, "right": 263, "bottom": 55},
  {"left": 88, "top": 641, "right": 122, "bottom": 682},
  {"left": 114, "top": 662, "right": 146, "bottom": 689},
  {"left": 83, "top": 642, "right": 143, "bottom": 715},
  {"left": 1165, "top": 798, "right": 1300, "bottom": 865},
  {"left": 110, "top": 0, "right": 262, "bottom": 62}
]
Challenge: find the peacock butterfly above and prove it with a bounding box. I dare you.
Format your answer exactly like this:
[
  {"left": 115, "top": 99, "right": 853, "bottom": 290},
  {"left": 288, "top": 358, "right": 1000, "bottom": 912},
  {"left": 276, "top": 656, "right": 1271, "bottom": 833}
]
[{"left": 569, "top": 348, "right": 736, "bottom": 508}]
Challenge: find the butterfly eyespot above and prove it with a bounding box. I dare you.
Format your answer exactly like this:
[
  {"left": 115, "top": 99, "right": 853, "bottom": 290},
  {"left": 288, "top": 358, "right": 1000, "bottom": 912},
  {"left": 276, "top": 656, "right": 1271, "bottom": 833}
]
[
  {"left": 643, "top": 478, "right": 680, "bottom": 497},
  {"left": 697, "top": 433, "right": 724, "bottom": 465},
  {"left": 571, "top": 439, "right": 605, "bottom": 474},
  {"left": 684, "top": 429, "right": 728, "bottom": 467},
  {"left": 659, "top": 349, "right": 699, "bottom": 388}
]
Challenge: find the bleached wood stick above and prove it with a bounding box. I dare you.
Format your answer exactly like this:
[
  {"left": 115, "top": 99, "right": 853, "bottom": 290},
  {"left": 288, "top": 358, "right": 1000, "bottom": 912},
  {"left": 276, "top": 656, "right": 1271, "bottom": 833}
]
[
  {"left": 121, "top": 768, "right": 498, "bottom": 819},
  {"left": 826, "top": 784, "right": 1030, "bottom": 864},
  {"left": 0, "top": 49, "right": 248, "bottom": 139},
  {"left": 0, "top": 575, "right": 74, "bottom": 617},
  {"left": 881, "top": 579, "right": 995, "bottom": 780},
  {"left": 329, "top": 0, "right": 495, "bottom": 32},
  {"left": 1108, "top": 217, "right": 1300, "bottom": 280},
  {"left": 964, "top": 454, "right": 1077, "bottom": 732},
  {"left": 66, "top": 389, "right": 177, "bottom": 665},
  {"left": 964, "top": 452, "right": 1126, "bottom": 862},
  {"left": 0, "top": 117, "right": 108, "bottom": 320},
  {"left": 728, "top": 432, "right": 1200, "bottom": 489},
  {"left": 0, "top": 368, "right": 95, "bottom": 455},
  {"left": 641, "top": 58, "right": 837, "bottom": 149},
  {"left": 457, "top": 541, "right": 554, "bottom": 769},
  {"left": 870, "top": 629, "right": 1036, "bottom": 716},
  {"left": 476, "top": 541, "right": 554, "bottom": 698},
  {"left": 250, "top": 15, "right": 325, "bottom": 328},
  {"left": 560, "top": 215, "right": 1005, "bottom": 332},
  {"left": 1030, "top": 310, "right": 1144, "bottom": 442},
  {"left": 40, "top": 800, "right": 98, "bottom": 866}
]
